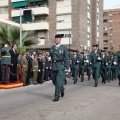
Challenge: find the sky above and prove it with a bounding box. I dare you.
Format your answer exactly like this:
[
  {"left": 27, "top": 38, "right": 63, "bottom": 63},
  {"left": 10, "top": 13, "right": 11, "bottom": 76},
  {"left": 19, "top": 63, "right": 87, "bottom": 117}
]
[{"left": 104, "top": 0, "right": 120, "bottom": 9}]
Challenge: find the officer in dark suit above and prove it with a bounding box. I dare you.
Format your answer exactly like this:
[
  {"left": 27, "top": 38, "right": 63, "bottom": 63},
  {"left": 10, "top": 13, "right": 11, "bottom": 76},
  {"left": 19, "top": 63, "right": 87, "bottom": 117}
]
[
  {"left": 50, "top": 34, "right": 69, "bottom": 102},
  {"left": 26, "top": 51, "right": 32, "bottom": 85},
  {"left": 79, "top": 52, "right": 85, "bottom": 82},
  {"left": 9, "top": 44, "right": 18, "bottom": 82},
  {"left": 37, "top": 53, "right": 43, "bottom": 84},
  {"left": 45, "top": 53, "right": 52, "bottom": 81},
  {"left": 90, "top": 44, "right": 101, "bottom": 87}
]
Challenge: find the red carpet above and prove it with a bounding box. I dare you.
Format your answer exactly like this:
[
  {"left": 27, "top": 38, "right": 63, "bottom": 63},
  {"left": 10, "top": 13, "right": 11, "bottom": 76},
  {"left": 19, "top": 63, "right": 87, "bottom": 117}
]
[{"left": 0, "top": 82, "right": 23, "bottom": 89}]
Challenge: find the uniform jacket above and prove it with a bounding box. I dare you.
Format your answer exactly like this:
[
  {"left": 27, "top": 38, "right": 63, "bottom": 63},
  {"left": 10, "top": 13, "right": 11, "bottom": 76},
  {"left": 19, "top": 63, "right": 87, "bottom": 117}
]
[
  {"left": 37, "top": 58, "right": 43, "bottom": 72},
  {"left": 32, "top": 58, "right": 38, "bottom": 71},
  {"left": 90, "top": 50, "right": 101, "bottom": 67},
  {"left": 21, "top": 56, "right": 28, "bottom": 72},
  {"left": 101, "top": 55, "right": 107, "bottom": 69},
  {"left": 50, "top": 44, "right": 69, "bottom": 71},
  {"left": 71, "top": 55, "right": 79, "bottom": 69}
]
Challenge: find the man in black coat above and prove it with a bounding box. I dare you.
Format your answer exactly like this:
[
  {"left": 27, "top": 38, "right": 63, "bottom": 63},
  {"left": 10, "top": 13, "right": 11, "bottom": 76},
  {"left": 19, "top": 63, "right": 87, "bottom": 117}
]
[{"left": 9, "top": 44, "right": 18, "bottom": 82}]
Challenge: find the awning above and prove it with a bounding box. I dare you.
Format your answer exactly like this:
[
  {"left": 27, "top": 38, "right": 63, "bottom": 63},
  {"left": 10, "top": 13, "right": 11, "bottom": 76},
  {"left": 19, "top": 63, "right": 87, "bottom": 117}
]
[{"left": 12, "top": 1, "right": 28, "bottom": 8}]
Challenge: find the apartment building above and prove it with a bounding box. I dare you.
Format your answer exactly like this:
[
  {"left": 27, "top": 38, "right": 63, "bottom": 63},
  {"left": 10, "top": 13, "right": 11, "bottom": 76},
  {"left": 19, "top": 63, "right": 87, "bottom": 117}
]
[
  {"left": 0, "top": 0, "right": 103, "bottom": 52},
  {"left": 103, "top": 8, "right": 120, "bottom": 52}
]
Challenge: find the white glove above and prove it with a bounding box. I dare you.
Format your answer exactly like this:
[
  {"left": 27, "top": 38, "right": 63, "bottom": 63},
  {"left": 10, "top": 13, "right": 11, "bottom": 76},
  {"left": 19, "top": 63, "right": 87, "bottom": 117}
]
[
  {"left": 98, "top": 57, "right": 101, "bottom": 60},
  {"left": 90, "top": 63, "right": 91, "bottom": 65},
  {"left": 86, "top": 60, "right": 89, "bottom": 63},
  {"left": 50, "top": 67, "right": 51, "bottom": 69},
  {"left": 106, "top": 63, "right": 108, "bottom": 65},
  {"left": 38, "top": 69, "right": 41, "bottom": 72},
  {"left": 113, "top": 62, "right": 117, "bottom": 65},
  {"left": 46, "top": 67, "right": 48, "bottom": 69},
  {"left": 43, "top": 69, "right": 44, "bottom": 71},
  {"left": 77, "top": 61, "right": 79, "bottom": 63},
  {"left": 33, "top": 70, "right": 35, "bottom": 71}
]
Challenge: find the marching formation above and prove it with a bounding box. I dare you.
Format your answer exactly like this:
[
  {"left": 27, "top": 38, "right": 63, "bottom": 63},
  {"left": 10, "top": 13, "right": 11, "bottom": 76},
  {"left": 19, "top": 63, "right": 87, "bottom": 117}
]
[{"left": 0, "top": 34, "right": 120, "bottom": 102}]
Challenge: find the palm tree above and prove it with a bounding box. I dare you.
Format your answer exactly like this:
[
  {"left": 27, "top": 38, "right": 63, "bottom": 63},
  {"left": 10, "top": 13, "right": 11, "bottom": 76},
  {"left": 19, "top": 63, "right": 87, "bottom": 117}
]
[{"left": 0, "top": 24, "right": 36, "bottom": 46}]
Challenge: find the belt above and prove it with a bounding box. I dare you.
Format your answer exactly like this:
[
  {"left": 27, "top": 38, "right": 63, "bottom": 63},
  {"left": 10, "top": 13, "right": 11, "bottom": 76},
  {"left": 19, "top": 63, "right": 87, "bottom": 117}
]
[
  {"left": 52, "top": 60, "right": 63, "bottom": 63},
  {"left": 2, "top": 56, "right": 11, "bottom": 58},
  {"left": 34, "top": 66, "right": 38, "bottom": 67},
  {"left": 74, "top": 63, "right": 79, "bottom": 64}
]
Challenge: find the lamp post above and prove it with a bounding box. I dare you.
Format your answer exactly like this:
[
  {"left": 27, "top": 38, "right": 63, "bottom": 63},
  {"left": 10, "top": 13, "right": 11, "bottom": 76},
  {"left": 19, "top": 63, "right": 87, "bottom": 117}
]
[{"left": 8, "top": 0, "right": 12, "bottom": 20}]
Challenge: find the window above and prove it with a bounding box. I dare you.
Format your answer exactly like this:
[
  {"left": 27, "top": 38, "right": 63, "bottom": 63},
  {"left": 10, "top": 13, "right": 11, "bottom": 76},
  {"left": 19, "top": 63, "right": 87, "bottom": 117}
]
[
  {"left": 103, "top": 12, "right": 108, "bottom": 17},
  {"left": 109, "top": 27, "right": 113, "bottom": 30},
  {"left": 103, "top": 40, "right": 108, "bottom": 44},
  {"left": 104, "top": 33, "right": 108, "bottom": 37},
  {"left": 103, "top": 19, "right": 107, "bottom": 23},
  {"left": 57, "top": 15, "right": 71, "bottom": 23},
  {"left": 103, "top": 26, "right": 107, "bottom": 30}
]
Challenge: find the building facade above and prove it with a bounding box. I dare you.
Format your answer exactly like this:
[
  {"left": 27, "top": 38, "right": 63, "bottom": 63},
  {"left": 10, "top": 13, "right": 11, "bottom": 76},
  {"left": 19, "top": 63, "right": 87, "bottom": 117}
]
[
  {"left": 103, "top": 8, "right": 120, "bottom": 52},
  {"left": 0, "top": 0, "right": 103, "bottom": 52}
]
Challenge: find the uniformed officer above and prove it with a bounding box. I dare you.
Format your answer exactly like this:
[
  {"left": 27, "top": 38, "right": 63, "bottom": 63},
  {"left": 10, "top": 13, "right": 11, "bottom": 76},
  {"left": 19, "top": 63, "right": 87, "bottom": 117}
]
[
  {"left": 71, "top": 50, "right": 79, "bottom": 84},
  {"left": 90, "top": 44, "right": 101, "bottom": 87},
  {"left": 106, "top": 51, "right": 112, "bottom": 82},
  {"left": 32, "top": 54, "right": 38, "bottom": 84},
  {"left": 37, "top": 53, "right": 43, "bottom": 84},
  {"left": 116, "top": 48, "right": 120, "bottom": 86},
  {"left": 85, "top": 54, "right": 92, "bottom": 81},
  {"left": 79, "top": 52, "right": 85, "bottom": 82},
  {"left": 1, "top": 44, "right": 11, "bottom": 84},
  {"left": 111, "top": 54, "right": 118, "bottom": 81},
  {"left": 20, "top": 52, "right": 28, "bottom": 86},
  {"left": 45, "top": 52, "right": 52, "bottom": 81},
  {"left": 26, "top": 51, "right": 32, "bottom": 85},
  {"left": 50, "top": 34, "right": 69, "bottom": 102},
  {"left": 41, "top": 52, "right": 46, "bottom": 81},
  {"left": 100, "top": 50, "right": 107, "bottom": 84}
]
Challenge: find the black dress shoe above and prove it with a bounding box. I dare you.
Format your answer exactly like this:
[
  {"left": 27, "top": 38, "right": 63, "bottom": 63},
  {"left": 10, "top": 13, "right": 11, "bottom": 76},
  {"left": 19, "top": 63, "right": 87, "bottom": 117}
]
[
  {"left": 61, "top": 91, "right": 64, "bottom": 97},
  {"left": 53, "top": 97, "right": 59, "bottom": 102},
  {"left": 94, "top": 84, "right": 98, "bottom": 87},
  {"left": 74, "top": 81, "right": 76, "bottom": 84}
]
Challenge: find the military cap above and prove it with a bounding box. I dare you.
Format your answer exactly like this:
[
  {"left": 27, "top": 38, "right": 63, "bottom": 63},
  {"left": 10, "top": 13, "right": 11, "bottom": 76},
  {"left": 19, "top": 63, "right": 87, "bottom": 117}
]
[
  {"left": 80, "top": 52, "right": 84, "bottom": 54},
  {"left": 101, "top": 50, "right": 106, "bottom": 52},
  {"left": 93, "top": 44, "right": 98, "bottom": 47},
  {"left": 55, "top": 34, "right": 64, "bottom": 38}
]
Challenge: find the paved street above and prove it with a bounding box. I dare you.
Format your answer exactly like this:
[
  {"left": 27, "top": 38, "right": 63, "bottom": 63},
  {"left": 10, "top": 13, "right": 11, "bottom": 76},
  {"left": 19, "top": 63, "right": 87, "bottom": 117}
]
[{"left": 0, "top": 78, "right": 120, "bottom": 120}]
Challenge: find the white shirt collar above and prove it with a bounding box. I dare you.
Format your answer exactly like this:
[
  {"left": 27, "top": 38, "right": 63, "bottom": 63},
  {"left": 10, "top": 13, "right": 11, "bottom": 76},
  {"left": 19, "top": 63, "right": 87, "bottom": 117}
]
[{"left": 56, "top": 44, "right": 60, "bottom": 47}]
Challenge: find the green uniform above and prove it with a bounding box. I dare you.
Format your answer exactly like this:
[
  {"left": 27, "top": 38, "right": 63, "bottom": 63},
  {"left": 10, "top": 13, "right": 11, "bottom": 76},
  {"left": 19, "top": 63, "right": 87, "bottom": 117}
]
[
  {"left": 90, "top": 50, "right": 101, "bottom": 86},
  {"left": 86, "top": 55, "right": 92, "bottom": 80},
  {"left": 101, "top": 55, "right": 107, "bottom": 84},
  {"left": 32, "top": 58, "right": 38, "bottom": 84},
  {"left": 106, "top": 55, "right": 112, "bottom": 82},
  {"left": 79, "top": 56, "right": 85, "bottom": 82},
  {"left": 50, "top": 44, "right": 69, "bottom": 99},
  {"left": 116, "top": 51, "right": 120, "bottom": 85},
  {"left": 1, "top": 47, "right": 11, "bottom": 83},
  {"left": 71, "top": 55, "right": 79, "bottom": 84}
]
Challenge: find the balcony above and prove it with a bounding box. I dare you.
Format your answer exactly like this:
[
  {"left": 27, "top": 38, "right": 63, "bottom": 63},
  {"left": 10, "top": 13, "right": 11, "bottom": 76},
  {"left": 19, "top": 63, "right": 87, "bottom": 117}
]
[
  {"left": 0, "top": 14, "right": 8, "bottom": 19},
  {"left": 57, "top": 22, "right": 72, "bottom": 30},
  {"left": 0, "top": 0, "right": 8, "bottom": 7},
  {"left": 22, "top": 22, "right": 49, "bottom": 31},
  {"left": 12, "top": 7, "right": 49, "bottom": 17},
  {"left": 57, "top": 6, "right": 72, "bottom": 14}
]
